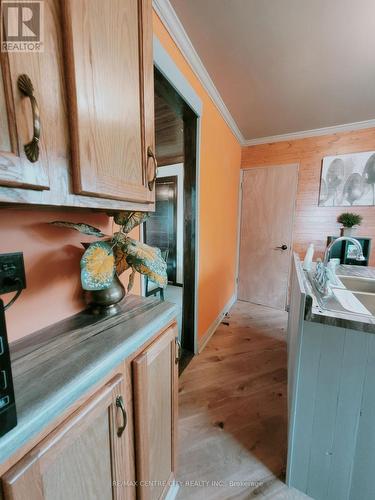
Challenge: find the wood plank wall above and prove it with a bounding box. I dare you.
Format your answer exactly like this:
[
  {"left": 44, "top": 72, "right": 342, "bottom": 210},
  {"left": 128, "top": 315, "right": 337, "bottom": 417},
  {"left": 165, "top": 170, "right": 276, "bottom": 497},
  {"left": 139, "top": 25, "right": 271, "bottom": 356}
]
[{"left": 241, "top": 128, "right": 375, "bottom": 265}]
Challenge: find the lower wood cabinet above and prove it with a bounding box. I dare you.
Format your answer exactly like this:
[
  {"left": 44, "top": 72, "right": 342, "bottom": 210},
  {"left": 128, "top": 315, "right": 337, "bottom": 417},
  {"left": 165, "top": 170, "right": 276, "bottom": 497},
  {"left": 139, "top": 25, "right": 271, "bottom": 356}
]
[
  {"left": 0, "top": 321, "right": 179, "bottom": 500},
  {"left": 2, "top": 374, "right": 133, "bottom": 500},
  {"left": 133, "top": 325, "right": 178, "bottom": 500}
]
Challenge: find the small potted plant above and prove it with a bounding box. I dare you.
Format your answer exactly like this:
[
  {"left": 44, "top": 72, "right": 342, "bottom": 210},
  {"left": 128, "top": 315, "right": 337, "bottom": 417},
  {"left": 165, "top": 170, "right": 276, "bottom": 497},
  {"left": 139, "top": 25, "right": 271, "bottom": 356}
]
[
  {"left": 50, "top": 211, "right": 168, "bottom": 314},
  {"left": 337, "top": 212, "right": 363, "bottom": 237}
]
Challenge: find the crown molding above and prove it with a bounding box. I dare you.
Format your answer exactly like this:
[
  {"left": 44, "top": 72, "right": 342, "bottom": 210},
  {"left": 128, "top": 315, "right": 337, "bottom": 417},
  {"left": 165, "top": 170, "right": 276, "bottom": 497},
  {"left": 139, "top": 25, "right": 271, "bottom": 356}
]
[
  {"left": 152, "top": 0, "right": 245, "bottom": 144},
  {"left": 242, "top": 119, "right": 375, "bottom": 147}
]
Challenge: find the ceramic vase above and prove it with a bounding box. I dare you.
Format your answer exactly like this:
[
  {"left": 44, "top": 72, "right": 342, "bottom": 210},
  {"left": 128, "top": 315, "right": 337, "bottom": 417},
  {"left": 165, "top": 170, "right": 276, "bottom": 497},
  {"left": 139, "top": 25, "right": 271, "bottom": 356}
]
[{"left": 340, "top": 227, "right": 355, "bottom": 237}]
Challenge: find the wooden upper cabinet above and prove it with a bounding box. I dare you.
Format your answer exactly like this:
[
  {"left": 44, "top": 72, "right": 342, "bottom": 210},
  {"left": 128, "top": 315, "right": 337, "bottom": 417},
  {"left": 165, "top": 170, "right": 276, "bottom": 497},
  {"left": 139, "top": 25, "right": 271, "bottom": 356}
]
[
  {"left": 2, "top": 374, "right": 135, "bottom": 500},
  {"left": 0, "top": 50, "right": 50, "bottom": 190},
  {"left": 62, "top": 0, "right": 155, "bottom": 204},
  {"left": 133, "top": 324, "right": 178, "bottom": 500}
]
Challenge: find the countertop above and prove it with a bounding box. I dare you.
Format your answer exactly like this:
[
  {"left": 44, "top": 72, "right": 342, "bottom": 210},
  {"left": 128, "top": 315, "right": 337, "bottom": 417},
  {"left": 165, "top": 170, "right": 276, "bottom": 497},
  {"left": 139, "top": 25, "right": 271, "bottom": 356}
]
[
  {"left": 0, "top": 295, "right": 177, "bottom": 466},
  {"left": 300, "top": 261, "right": 375, "bottom": 333}
]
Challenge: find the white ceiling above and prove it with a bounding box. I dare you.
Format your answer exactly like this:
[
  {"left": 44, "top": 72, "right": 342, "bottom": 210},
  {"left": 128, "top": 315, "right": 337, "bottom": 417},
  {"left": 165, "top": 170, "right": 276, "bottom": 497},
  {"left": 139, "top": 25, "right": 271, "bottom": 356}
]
[{"left": 169, "top": 0, "right": 375, "bottom": 141}]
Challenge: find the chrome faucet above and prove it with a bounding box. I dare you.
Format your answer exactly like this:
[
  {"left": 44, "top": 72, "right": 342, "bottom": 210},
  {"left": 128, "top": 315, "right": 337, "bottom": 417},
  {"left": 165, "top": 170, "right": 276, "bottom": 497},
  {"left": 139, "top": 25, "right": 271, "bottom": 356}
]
[
  {"left": 313, "top": 237, "right": 365, "bottom": 296},
  {"left": 323, "top": 236, "right": 365, "bottom": 266}
]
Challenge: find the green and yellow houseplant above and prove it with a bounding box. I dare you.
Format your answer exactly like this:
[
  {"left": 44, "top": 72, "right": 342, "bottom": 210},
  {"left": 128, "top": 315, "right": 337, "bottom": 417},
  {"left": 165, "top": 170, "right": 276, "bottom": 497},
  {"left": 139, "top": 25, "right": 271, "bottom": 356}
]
[{"left": 51, "top": 211, "right": 167, "bottom": 312}]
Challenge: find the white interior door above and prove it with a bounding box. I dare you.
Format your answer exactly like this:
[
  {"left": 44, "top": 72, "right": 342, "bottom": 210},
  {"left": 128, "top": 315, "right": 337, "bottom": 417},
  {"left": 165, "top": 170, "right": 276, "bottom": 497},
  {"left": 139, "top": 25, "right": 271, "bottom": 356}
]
[{"left": 238, "top": 164, "right": 298, "bottom": 310}]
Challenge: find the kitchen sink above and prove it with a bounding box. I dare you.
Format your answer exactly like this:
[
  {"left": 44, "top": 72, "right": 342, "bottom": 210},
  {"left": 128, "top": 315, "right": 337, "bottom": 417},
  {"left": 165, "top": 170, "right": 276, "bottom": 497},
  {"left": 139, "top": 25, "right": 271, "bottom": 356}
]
[
  {"left": 352, "top": 292, "right": 375, "bottom": 315},
  {"left": 337, "top": 275, "right": 375, "bottom": 294},
  {"left": 307, "top": 271, "right": 375, "bottom": 317}
]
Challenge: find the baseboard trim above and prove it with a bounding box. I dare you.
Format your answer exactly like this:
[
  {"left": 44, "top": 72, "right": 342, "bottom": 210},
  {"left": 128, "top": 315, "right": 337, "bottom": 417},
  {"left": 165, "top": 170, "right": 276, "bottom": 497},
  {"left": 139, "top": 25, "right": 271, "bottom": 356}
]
[
  {"left": 198, "top": 293, "right": 237, "bottom": 353},
  {"left": 165, "top": 483, "right": 179, "bottom": 500}
]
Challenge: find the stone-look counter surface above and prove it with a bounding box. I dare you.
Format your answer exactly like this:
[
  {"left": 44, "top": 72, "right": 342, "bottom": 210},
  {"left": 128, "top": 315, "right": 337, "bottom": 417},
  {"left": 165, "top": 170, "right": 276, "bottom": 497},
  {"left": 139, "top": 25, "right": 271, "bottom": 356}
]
[
  {"left": 0, "top": 295, "right": 177, "bottom": 466},
  {"left": 298, "top": 260, "right": 375, "bottom": 333}
]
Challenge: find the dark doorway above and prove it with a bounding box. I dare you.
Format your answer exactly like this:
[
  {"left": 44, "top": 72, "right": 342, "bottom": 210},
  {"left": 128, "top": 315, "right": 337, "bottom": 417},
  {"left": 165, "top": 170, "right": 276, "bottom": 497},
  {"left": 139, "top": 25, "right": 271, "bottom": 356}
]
[
  {"left": 143, "top": 67, "right": 197, "bottom": 369},
  {"left": 144, "top": 176, "right": 178, "bottom": 284}
]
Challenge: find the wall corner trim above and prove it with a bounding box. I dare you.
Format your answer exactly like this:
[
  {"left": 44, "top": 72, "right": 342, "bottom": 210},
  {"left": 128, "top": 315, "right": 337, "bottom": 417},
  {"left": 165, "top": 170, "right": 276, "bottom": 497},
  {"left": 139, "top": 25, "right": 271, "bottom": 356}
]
[
  {"left": 152, "top": 0, "right": 244, "bottom": 144},
  {"left": 198, "top": 293, "right": 237, "bottom": 353},
  {"left": 242, "top": 119, "right": 375, "bottom": 146}
]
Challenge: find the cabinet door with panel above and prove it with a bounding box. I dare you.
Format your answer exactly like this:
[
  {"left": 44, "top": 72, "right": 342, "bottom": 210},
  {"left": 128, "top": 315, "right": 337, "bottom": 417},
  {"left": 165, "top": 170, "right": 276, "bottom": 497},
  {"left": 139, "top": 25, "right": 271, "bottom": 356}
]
[
  {"left": 0, "top": 46, "right": 50, "bottom": 190},
  {"left": 133, "top": 324, "right": 179, "bottom": 500},
  {"left": 61, "top": 0, "right": 156, "bottom": 204},
  {"left": 2, "top": 374, "right": 135, "bottom": 500}
]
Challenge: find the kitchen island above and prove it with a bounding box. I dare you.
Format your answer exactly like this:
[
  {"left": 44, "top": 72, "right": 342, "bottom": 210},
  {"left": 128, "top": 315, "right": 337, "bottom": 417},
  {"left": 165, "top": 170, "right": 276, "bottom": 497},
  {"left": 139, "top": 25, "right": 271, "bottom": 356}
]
[{"left": 287, "top": 254, "right": 375, "bottom": 500}]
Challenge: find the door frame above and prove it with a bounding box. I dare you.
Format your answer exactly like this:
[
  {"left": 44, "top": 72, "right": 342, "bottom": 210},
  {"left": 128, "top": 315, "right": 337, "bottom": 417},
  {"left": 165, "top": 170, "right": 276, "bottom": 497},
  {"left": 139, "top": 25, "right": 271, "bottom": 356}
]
[
  {"left": 235, "top": 169, "right": 244, "bottom": 299},
  {"left": 141, "top": 36, "right": 202, "bottom": 355},
  {"left": 237, "top": 164, "right": 299, "bottom": 309}
]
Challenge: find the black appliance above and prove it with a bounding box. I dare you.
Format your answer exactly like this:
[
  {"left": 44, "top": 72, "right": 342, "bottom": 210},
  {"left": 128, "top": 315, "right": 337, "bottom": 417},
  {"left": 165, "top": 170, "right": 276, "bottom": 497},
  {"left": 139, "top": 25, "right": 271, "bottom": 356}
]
[{"left": 0, "top": 299, "right": 17, "bottom": 437}]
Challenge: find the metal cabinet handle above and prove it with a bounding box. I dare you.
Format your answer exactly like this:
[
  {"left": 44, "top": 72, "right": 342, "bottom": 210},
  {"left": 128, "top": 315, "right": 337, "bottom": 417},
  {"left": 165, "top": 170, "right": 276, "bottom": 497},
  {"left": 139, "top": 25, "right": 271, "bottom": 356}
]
[
  {"left": 17, "top": 74, "right": 40, "bottom": 163},
  {"left": 275, "top": 244, "right": 288, "bottom": 251},
  {"left": 175, "top": 337, "right": 182, "bottom": 364},
  {"left": 147, "top": 147, "right": 158, "bottom": 190},
  {"left": 115, "top": 395, "right": 127, "bottom": 437}
]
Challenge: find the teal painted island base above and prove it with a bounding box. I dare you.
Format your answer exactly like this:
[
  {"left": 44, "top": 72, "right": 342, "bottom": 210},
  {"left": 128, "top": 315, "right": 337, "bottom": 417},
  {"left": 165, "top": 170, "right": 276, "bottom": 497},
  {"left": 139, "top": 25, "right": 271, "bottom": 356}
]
[{"left": 287, "top": 255, "right": 375, "bottom": 500}]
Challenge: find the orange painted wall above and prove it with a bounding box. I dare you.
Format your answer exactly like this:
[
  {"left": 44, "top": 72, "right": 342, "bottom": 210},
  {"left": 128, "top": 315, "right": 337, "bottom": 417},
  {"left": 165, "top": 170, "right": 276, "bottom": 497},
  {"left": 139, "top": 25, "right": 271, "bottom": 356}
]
[
  {"left": 1, "top": 209, "right": 139, "bottom": 341},
  {"left": 153, "top": 13, "right": 242, "bottom": 340},
  {"left": 0, "top": 13, "right": 241, "bottom": 343},
  {"left": 241, "top": 128, "right": 375, "bottom": 265}
]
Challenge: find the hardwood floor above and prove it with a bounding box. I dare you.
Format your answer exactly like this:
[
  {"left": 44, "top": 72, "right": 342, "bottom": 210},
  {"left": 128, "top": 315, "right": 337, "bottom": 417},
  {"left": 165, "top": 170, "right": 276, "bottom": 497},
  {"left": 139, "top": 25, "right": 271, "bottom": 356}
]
[{"left": 176, "top": 300, "right": 311, "bottom": 499}]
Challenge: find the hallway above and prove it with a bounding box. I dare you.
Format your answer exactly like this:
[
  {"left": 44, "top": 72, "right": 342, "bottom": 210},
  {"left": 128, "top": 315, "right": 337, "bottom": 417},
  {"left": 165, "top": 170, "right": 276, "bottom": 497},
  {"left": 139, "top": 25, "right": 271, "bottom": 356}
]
[{"left": 176, "top": 301, "right": 310, "bottom": 499}]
